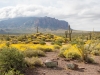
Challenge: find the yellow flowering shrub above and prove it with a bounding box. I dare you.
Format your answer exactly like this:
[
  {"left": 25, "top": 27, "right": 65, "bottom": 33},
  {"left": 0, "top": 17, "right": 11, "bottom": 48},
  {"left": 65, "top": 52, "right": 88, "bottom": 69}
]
[
  {"left": 59, "top": 44, "right": 71, "bottom": 57},
  {"left": 11, "top": 44, "right": 27, "bottom": 51},
  {"left": 62, "top": 44, "right": 82, "bottom": 59},
  {"left": 85, "top": 40, "right": 92, "bottom": 44},
  {"left": 63, "top": 44, "right": 82, "bottom": 55},
  {"left": 10, "top": 44, "right": 57, "bottom": 52},
  {"left": 0, "top": 43, "right": 6, "bottom": 49}
]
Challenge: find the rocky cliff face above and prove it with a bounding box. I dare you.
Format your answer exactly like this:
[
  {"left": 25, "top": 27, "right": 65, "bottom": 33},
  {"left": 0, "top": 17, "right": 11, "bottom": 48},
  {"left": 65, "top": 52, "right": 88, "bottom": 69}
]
[
  {"left": 0, "top": 17, "right": 69, "bottom": 33},
  {"left": 35, "top": 17, "right": 68, "bottom": 30}
]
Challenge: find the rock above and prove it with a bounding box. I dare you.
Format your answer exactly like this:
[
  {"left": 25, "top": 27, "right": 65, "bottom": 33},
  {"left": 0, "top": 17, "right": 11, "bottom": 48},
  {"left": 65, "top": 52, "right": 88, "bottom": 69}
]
[
  {"left": 97, "top": 70, "right": 100, "bottom": 73},
  {"left": 42, "top": 72, "right": 46, "bottom": 75},
  {"left": 56, "top": 57, "right": 60, "bottom": 60},
  {"left": 79, "top": 67, "right": 85, "bottom": 69},
  {"left": 44, "top": 59, "right": 58, "bottom": 68},
  {"left": 66, "top": 72, "right": 71, "bottom": 75},
  {"left": 66, "top": 63, "right": 78, "bottom": 70},
  {"left": 63, "top": 58, "right": 70, "bottom": 61},
  {"left": 52, "top": 57, "right": 59, "bottom": 60}
]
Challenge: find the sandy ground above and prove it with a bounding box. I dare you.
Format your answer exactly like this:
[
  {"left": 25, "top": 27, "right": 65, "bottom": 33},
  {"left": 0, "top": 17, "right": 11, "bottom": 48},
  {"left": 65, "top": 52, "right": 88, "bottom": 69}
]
[{"left": 24, "top": 50, "right": 100, "bottom": 75}]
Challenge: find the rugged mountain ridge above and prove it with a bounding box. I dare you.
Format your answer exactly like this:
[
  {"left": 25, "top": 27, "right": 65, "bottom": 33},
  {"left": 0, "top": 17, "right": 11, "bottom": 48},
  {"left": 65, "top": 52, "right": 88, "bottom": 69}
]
[{"left": 0, "top": 17, "right": 69, "bottom": 33}]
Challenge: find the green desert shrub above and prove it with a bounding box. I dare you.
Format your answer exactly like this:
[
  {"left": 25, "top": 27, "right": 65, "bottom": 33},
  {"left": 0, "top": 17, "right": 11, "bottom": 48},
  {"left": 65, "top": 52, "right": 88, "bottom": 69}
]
[
  {"left": 45, "top": 39, "right": 52, "bottom": 42},
  {"left": 51, "top": 41, "right": 55, "bottom": 45},
  {"left": 24, "top": 40, "right": 31, "bottom": 44},
  {"left": 17, "top": 36, "right": 26, "bottom": 42},
  {"left": 77, "top": 42, "right": 96, "bottom": 63},
  {"left": 23, "top": 49, "right": 45, "bottom": 58},
  {"left": 4, "top": 69, "right": 24, "bottom": 75},
  {"left": 53, "top": 45, "right": 60, "bottom": 49},
  {"left": 6, "top": 42, "right": 10, "bottom": 47},
  {"left": 85, "top": 56, "right": 95, "bottom": 64},
  {"left": 55, "top": 41, "right": 62, "bottom": 46},
  {"left": 11, "top": 39, "right": 18, "bottom": 44},
  {"left": 40, "top": 37, "right": 45, "bottom": 41},
  {"left": 91, "top": 50, "right": 100, "bottom": 56},
  {"left": 46, "top": 34, "right": 54, "bottom": 39},
  {"left": 35, "top": 33, "right": 42, "bottom": 36},
  {"left": 0, "top": 47, "right": 26, "bottom": 74},
  {"left": 5, "top": 36, "right": 11, "bottom": 41},
  {"left": 37, "top": 47, "right": 53, "bottom": 52},
  {"left": 32, "top": 41, "right": 39, "bottom": 44},
  {"left": 25, "top": 57, "right": 42, "bottom": 68},
  {"left": 39, "top": 41, "right": 46, "bottom": 45}
]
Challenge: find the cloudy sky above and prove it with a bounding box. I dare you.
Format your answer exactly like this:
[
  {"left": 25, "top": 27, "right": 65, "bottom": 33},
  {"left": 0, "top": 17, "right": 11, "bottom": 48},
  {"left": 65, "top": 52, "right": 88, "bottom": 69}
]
[{"left": 0, "top": 0, "right": 100, "bottom": 31}]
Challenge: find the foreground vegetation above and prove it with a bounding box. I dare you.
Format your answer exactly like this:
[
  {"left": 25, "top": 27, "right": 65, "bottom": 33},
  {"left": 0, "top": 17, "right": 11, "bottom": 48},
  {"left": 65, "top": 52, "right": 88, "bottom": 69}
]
[{"left": 0, "top": 32, "right": 100, "bottom": 75}]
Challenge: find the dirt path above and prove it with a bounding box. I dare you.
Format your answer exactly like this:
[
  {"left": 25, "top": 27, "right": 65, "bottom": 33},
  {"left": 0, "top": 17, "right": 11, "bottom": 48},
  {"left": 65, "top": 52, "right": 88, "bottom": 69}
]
[{"left": 25, "top": 50, "right": 100, "bottom": 75}]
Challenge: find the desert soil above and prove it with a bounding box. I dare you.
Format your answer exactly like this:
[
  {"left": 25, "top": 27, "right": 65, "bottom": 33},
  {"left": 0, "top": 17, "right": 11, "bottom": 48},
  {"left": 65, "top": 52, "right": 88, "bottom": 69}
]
[{"left": 25, "top": 50, "right": 100, "bottom": 75}]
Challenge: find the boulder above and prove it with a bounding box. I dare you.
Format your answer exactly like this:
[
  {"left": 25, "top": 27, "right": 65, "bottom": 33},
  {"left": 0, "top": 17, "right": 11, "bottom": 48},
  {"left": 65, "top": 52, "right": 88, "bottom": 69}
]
[
  {"left": 66, "top": 63, "right": 78, "bottom": 70},
  {"left": 44, "top": 59, "right": 58, "bottom": 68}
]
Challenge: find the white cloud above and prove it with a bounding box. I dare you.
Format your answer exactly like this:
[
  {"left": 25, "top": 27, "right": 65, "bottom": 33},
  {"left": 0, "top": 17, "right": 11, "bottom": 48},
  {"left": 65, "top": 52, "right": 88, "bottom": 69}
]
[{"left": 0, "top": 0, "right": 100, "bottom": 31}]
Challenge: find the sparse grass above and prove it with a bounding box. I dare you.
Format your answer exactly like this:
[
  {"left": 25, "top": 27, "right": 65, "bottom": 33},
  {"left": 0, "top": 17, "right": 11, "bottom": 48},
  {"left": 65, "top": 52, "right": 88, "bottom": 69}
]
[
  {"left": 23, "top": 49, "right": 45, "bottom": 58},
  {"left": 25, "top": 57, "right": 42, "bottom": 68},
  {"left": 53, "top": 45, "right": 60, "bottom": 49},
  {"left": 39, "top": 40, "right": 46, "bottom": 45},
  {"left": 37, "top": 47, "right": 53, "bottom": 52}
]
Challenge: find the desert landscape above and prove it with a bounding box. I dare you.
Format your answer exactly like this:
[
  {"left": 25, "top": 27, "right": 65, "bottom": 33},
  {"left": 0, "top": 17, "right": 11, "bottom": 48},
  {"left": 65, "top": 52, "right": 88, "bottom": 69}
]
[
  {"left": 0, "top": 32, "right": 100, "bottom": 75},
  {"left": 0, "top": 0, "right": 100, "bottom": 75}
]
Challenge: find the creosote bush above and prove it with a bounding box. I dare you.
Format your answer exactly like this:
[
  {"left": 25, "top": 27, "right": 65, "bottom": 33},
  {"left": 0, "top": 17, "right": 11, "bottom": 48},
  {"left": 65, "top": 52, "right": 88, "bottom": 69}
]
[
  {"left": 84, "top": 56, "right": 95, "bottom": 64},
  {"left": 55, "top": 41, "right": 62, "bottom": 46},
  {"left": 37, "top": 47, "right": 53, "bottom": 52},
  {"left": 91, "top": 50, "right": 100, "bottom": 56},
  {"left": 53, "top": 45, "right": 60, "bottom": 49},
  {"left": 23, "top": 49, "right": 45, "bottom": 58},
  {"left": 39, "top": 40, "right": 46, "bottom": 45},
  {"left": 0, "top": 47, "right": 26, "bottom": 74},
  {"left": 4, "top": 69, "right": 24, "bottom": 75},
  {"left": 32, "top": 41, "right": 39, "bottom": 44},
  {"left": 77, "top": 41, "right": 96, "bottom": 63}
]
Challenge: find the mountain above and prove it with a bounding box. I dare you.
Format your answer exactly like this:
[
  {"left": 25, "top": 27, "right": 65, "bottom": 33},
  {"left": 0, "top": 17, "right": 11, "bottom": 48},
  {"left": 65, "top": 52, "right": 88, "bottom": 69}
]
[
  {"left": 0, "top": 29, "right": 7, "bottom": 34},
  {"left": 0, "top": 17, "right": 69, "bottom": 33}
]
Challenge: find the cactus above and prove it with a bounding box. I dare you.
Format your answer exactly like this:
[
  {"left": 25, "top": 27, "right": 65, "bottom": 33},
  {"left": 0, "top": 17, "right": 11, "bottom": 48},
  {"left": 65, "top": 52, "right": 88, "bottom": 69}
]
[
  {"left": 65, "top": 25, "right": 72, "bottom": 41},
  {"left": 37, "top": 26, "right": 38, "bottom": 33},
  {"left": 68, "top": 25, "right": 72, "bottom": 41},
  {"left": 81, "top": 31, "right": 84, "bottom": 41},
  {"left": 89, "top": 32, "right": 92, "bottom": 40},
  {"left": 92, "top": 28, "right": 95, "bottom": 40},
  {"left": 65, "top": 31, "right": 68, "bottom": 38}
]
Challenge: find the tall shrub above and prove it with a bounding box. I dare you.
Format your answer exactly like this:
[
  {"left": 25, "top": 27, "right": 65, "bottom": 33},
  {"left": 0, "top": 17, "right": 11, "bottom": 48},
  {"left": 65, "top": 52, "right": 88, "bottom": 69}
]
[{"left": 0, "top": 47, "right": 26, "bottom": 74}]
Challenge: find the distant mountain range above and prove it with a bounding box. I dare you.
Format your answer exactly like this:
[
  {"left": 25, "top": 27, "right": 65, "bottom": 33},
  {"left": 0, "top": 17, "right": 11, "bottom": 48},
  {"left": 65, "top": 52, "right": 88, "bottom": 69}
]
[{"left": 0, "top": 17, "right": 69, "bottom": 33}]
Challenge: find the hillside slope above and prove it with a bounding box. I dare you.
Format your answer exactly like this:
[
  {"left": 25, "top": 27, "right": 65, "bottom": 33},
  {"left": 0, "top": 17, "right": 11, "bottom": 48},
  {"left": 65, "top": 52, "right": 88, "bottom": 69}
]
[{"left": 0, "top": 17, "right": 69, "bottom": 33}]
